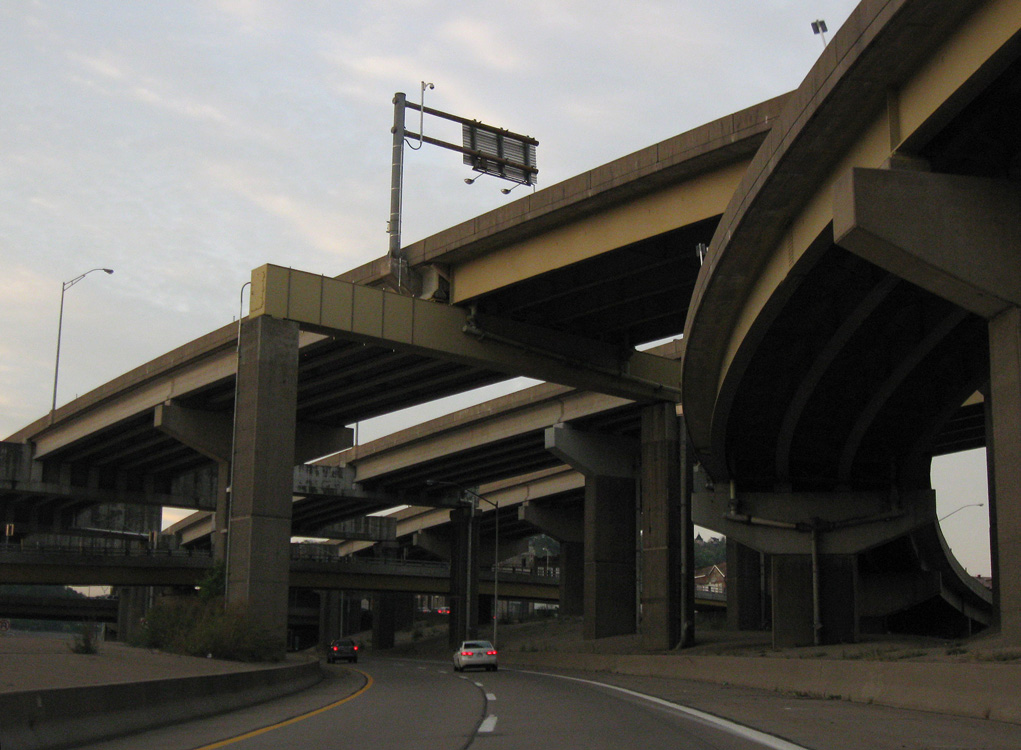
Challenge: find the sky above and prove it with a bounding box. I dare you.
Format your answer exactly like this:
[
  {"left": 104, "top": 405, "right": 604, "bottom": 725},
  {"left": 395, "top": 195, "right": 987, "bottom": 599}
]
[{"left": 0, "top": 2, "right": 992, "bottom": 575}]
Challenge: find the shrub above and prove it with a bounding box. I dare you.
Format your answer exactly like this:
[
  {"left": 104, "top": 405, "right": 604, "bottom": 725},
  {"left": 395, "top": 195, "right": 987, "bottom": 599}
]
[
  {"left": 196, "top": 560, "right": 226, "bottom": 602},
  {"left": 138, "top": 597, "right": 282, "bottom": 662},
  {"left": 70, "top": 621, "right": 100, "bottom": 654}
]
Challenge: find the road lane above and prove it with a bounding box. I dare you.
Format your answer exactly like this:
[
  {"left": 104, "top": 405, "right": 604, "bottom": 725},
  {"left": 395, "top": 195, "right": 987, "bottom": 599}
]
[
  {"left": 196, "top": 659, "right": 485, "bottom": 749},
  {"left": 438, "top": 664, "right": 804, "bottom": 750},
  {"left": 78, "top": 656, "right": 806, "bottom": 750},
  {"left": 73, "top": 653, "right": 1021, "bottom": 750}
]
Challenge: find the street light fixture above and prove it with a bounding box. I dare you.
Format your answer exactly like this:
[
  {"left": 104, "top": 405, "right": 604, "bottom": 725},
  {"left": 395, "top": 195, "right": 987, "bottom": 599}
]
[
  {"left": 52, "top": 268, "right": 114, "bottom": 415},
  {"left": 811, "top": 19, "right": 828, "bottom": 48},
  {"left": 427, "top": 479, "right": 500, "bottom": 647}
]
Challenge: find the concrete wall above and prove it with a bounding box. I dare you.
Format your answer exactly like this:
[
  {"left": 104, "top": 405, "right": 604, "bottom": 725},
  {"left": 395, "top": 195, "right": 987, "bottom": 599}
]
[
  {"left": 502, "top": 651, "right": 1021, "bottom": 725},
  {"left": 0, "top": 661, "right": 322, "bottom": 750}
]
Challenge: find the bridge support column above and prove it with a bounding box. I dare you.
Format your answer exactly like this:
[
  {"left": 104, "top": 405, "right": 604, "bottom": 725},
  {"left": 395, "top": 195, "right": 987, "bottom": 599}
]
[
  {"left": 319, "top": 589, "right": 342, "bottom": 646},
  {"left": 116, "top": 586, "right": 150, "bottom": 643},
  {"left": 771, "top": 553, "right": 858, "bottom": 648},
  {"left": 519, "top": 502, "right": 583, "bottom": 616},
  {"left": 478, "top": 592, "right": 494, "bottom": 631},
  {"left": 990, "top": 307, "right": 1021, "bottom": 644},
  {"left": 559, "top": 540, "right": 584, "bottom": 616},
  {"left": 584, "top": 475, "right": 636, "bottom": 639},
  {"left": 835, "top": 167, "right": 1021, "bottom": 643},
  {"left": 372, "top": 592, "right": 397, "bottom": 650},
  {"left": 546, "top": 424, "right": 638, "bottom": 640},
  {"left": 448, "top": 505, "right": 480, "bottom": 648},
  {"left": 227, "top": 316, "right": 299, "bottom": 650},
  {"left": 640, "top": 403, "right": 693, "bottom": 650},
  {"left": 727, "top": 540, "right": 770, "bottom": 631}
]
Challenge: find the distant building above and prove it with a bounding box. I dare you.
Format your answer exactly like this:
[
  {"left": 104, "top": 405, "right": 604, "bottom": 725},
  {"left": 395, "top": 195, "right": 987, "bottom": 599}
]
[{"left": 695, "top": 563, "right": 726, "bottom": 595}]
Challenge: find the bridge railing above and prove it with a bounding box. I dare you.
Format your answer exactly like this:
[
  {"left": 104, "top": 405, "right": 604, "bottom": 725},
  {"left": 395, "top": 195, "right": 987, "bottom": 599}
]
[
  {"left": 290, "top": 544, "right": 560, "bottom": 583},
  {"left": 0, "top": 538, "right": 213, "bottom": 559},
  {"left": 694, "top": 587, "right": 727, "bottom": 602}
]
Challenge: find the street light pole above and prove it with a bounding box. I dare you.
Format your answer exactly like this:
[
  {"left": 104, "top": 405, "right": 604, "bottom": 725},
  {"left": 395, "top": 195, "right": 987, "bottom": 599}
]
[{"left": 51, "top": 268, "right": 113, "bottom": 415}]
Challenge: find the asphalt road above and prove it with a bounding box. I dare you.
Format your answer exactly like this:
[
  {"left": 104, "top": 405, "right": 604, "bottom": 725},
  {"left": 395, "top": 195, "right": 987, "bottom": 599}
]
[{"left": 76, "top": 656, "right": 808, "bottom": 750}]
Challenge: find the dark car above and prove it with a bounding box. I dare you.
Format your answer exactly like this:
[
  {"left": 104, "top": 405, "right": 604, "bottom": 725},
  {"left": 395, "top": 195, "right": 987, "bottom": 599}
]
[{"left": 327, "top": 638, "right": 359, "bottom": 664}]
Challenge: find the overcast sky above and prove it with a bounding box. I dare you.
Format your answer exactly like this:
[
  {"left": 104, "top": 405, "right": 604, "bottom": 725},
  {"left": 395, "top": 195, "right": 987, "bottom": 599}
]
[{"left": 0, "top": 1, "right": 992, "bottom": 574}]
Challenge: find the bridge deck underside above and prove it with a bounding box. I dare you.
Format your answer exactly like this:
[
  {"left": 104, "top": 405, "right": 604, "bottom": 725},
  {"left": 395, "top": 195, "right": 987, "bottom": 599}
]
[{"left": 726, "top": 243, "right": 989, "bottom": 493}]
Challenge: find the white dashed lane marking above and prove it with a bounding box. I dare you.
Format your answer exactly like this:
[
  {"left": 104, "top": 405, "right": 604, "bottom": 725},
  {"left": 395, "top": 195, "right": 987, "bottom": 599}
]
[{"left": 478, "top": 715, "right": 498, "bottom": 733}]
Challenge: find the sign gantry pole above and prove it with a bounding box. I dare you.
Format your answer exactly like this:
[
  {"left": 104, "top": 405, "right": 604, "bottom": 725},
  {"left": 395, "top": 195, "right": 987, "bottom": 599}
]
[{"left": 387, "top": 86, "right": 538, "bottom": 296}]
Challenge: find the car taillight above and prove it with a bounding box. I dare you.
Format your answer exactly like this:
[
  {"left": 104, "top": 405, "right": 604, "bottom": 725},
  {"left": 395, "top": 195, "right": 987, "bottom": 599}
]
[
  {"left": 332, "top": 646, "right": 338, "bottom": 651},
  {"left": 353, "top": 645, "right": 358, "bottom": 651},
  {"left": 487, "top": 650, "right": 497, "bottom": 656},
  {"left": 461, "top": 651, "right": 473, "bottom": 656}
]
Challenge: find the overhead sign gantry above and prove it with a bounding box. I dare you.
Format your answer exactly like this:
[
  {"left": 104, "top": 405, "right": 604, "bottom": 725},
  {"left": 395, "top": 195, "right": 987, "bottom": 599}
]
[{"left": 387, "top": 84, "right": 538, "bottom": 295}]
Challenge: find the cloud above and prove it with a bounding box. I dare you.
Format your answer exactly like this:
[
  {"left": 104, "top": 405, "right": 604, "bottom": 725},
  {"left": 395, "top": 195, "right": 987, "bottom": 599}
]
[
  {"left": 73, "top": 53, "right": 126, "bottom": 81},
  {"left": 435, "top": 18, "right": 526, "bottom": 73},
  {"left": 203, "top": 160, "right": 372, "bottom": 264},
  {"left": 0, "top": 267, "right": 55, "bottom": 316}
]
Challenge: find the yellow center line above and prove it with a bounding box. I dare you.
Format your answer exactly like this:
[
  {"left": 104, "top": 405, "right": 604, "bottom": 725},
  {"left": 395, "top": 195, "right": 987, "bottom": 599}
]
[{"left": 193, "top": 669, "right": 374, "bottom": 749}]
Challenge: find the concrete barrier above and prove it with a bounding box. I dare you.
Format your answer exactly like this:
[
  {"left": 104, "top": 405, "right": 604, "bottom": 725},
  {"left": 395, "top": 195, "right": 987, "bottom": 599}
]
[
  {"left": 0, "top": 660, "right": 322, "bottom": 750},
  {"left": 502, "top": 652, "right": 1021, "bottom": 725}
]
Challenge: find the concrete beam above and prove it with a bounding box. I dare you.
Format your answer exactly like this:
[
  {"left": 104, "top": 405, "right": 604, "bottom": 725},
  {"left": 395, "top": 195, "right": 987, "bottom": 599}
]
[
  {"left": 544, "top": 424, "right": 638, "bottom": 479},
  {"left": 153, "top": 402, "right": 231, "bottom": 557},
  {"left": 333, "top": 466, "right": 583, "bottom": 558},
  {"left": 412, "top": 527, "right": 452, "bottom": 560},
  {"left": 164, "top": 510, "right": 214, "bottom": 546},
  {"left": 518, "top": 503, "right": 583, "bottom": 544},
  {"left": 295, "top": 422, "right": 353, "bottom": 465},
  {"left": 154, "top": 402, "right": 232, "bottom": 463},
  {"left": 314, "top": 516, "right": 396, "bottom": 542},
  {"left": 249, "top": 264, "right": 683, "bottom": 404},
  {"left": 0, "top": 479, "right": 215, "bottom": 511},
  {"left": 834, "top": 167, "right": 1021, "bottom": 318},
  {"left": 155, "top": 403, "right": 351, "bottom": 466},
  {"left": 347, "top": 386, "right": 632, "bottom": 484},
  {"left": 693, "top": 488, "right": 936, "bottom": 555}
]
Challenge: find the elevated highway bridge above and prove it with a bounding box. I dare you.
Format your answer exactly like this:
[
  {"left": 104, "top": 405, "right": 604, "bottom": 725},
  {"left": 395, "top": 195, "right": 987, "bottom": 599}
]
[
  {"left": 0, "top": 543, "right": 557, "bottom": 601},
  {"left": 3, "top": 0, "right": 1019, "bottom": 652}
]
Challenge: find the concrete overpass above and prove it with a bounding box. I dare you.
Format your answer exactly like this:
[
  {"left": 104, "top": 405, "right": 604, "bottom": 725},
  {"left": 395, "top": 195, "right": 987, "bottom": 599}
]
[
  {"left": 682, "top": 0, "right": 1019, "bottom": 645},
  {"left": 4, "top": 80, "right": 770, "bottom": 651},
  {"left": 3, "top": 0, "right": 1019, "bottom": 652}
]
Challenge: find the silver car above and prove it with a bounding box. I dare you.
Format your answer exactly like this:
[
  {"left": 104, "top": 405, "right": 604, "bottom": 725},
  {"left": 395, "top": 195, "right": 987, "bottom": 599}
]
[{"left": 453, "top": 640, "right": 498, "bottom": 672}]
